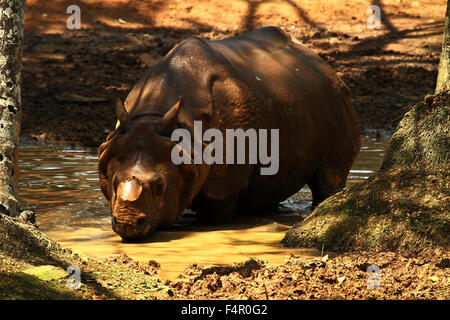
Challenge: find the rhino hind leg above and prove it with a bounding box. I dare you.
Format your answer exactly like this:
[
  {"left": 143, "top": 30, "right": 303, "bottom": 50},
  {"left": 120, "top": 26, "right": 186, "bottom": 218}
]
[
  {"left": 307, "top": 166, "right": 347, "bottom": 208},
  {"left": 307, "top": 104, "right": 360, "bottom": 208}
]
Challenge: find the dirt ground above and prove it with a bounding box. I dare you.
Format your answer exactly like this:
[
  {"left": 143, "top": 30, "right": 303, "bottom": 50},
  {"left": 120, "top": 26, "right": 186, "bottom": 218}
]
[
  {"left": 22, "top": 0, "right": 446, "bottom": 147},
  {"left": 167, "top": 249, "right": 449, "bottom": 300},
  {"left": 17, "top": 0, "right": 449, "bottom": 300}
]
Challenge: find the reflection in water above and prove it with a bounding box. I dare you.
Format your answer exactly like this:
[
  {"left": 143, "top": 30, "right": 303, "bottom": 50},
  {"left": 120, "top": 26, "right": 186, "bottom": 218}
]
[{"left": 18, "top": 137, "right": 386, "bottom": 279}]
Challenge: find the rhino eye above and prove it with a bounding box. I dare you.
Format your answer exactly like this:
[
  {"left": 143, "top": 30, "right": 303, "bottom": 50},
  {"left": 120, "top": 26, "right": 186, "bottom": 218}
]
[
  {"left": 118, "top": 122, "right": 131, "bottom": 134},
  {"left": 152, "top": 179, "right": 165, "bottom": 198}
]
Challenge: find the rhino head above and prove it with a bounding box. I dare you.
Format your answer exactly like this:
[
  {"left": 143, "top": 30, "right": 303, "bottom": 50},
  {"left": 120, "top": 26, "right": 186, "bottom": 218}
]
[{"left": 98, "top": 97, "right": 203, "bottom": 241}]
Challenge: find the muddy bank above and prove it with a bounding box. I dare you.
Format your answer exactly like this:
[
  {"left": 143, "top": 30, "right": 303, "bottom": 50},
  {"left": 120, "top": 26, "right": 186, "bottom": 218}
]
[
  {"left": 2, "top": 217, "right": 448, "bottom": 300},
  {"left": 167, "top": 249, "right": 449, "bottom": 300},
  {"left": 0, "top": 213, "right": 172, "bottom": 300},
  {"left": 1, "top": 209, "right": 449, "bottom": 300}
]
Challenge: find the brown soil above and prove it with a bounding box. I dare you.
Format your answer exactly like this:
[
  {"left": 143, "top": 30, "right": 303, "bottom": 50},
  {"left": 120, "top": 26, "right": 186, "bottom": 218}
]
[
  {"left": 167, "top": 249, "right": 449, "bottom": 300},
  {"left": 16, "top": 0, "right": 449, "bottom": 300},
  {"left": 22, "top": 0, "right": 446, "bottom": 147}
]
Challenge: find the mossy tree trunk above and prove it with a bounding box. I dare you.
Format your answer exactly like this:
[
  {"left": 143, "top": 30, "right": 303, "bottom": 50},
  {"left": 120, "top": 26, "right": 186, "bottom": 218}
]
[
  {"left": 0, "top": 0, "right": 25, "bottom": 217},
  {"left": 436, "top": 0, "right": 450, "bottom": 94}
]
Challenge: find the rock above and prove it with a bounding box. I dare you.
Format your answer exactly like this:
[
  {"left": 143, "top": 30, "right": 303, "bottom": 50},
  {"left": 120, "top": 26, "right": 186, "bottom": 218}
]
[
  {"left": 321, "top": 255, "right": 329, "bottom": 262},
  {"left": 22, "top": 265, "right": 68, "bottom": 281},
  {"left": 337, "top": 276, "right": 346, "bottom": 284}
]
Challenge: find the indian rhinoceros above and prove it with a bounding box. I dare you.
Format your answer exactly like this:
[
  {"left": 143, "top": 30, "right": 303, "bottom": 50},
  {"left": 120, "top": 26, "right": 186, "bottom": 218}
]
[{"left": 98, "top": 26, "right": 361, "bottom": 241}]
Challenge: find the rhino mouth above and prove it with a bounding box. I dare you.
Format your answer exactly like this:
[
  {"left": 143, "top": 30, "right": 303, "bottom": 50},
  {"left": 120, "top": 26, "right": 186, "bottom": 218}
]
[{"left": 111, "top": 215, "right": 152, "bottom": 241}]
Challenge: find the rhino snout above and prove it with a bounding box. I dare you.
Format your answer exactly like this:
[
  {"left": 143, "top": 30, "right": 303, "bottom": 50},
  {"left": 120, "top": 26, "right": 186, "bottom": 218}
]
[{"left": 111, "top": 213, "right": 151, "bottom": 240}]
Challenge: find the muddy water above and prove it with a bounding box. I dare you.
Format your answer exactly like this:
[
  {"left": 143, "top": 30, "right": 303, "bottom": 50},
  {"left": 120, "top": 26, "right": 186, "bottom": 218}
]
[{"left": 18, "top": 137, "right": 387, "bottom": 279}]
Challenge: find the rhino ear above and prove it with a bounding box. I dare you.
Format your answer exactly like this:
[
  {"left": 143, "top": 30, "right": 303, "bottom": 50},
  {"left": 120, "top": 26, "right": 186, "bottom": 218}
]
[
  {"left": 115, "top": 98, "right": 129, "bottom": 124},
  {"left": 162, "top": 96, "right": 182, "bottom": 129}
]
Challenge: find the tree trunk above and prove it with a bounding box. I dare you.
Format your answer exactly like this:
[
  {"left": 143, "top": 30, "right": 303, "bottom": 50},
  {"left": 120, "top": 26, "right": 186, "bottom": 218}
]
[
  {"left": 436, "top": 0, "right": 450, "bottom": 93},
  {"left": 0, "top": 0, "right": 25, "bottom": 217}
]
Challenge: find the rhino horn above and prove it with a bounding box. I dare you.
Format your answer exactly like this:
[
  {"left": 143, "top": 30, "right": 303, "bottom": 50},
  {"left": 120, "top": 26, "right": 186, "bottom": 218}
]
[{"left": 117, "top": 178, "right": 143, "bottom": 202}]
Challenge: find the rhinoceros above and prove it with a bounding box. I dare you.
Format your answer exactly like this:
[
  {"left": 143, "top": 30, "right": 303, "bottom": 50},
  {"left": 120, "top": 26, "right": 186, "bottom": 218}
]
[{"left": 98, "top": 26, "right": 361, "bottom": 241}]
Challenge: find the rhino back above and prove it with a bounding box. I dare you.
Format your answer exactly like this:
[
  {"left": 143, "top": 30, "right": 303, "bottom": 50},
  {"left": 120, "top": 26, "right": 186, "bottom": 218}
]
[{"left": 197, "top": 27, "right": 356, "bottom": 208}]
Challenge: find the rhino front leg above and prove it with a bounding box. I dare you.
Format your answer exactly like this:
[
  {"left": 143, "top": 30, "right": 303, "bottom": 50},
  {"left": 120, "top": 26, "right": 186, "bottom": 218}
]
[{"left": 191, "top": 192, "right": 239, "bottom": 225}]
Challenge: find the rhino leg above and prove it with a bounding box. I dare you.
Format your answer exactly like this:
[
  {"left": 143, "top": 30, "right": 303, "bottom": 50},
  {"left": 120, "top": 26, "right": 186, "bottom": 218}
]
[
  {"left": 191, "top": 192, "right": 239, "bottom": 225},
  {"left": 307, "top": 166, "right": 347, "bottom": 208}
]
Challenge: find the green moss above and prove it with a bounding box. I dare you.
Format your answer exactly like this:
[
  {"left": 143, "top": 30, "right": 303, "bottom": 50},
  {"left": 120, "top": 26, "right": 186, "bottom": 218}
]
[
  {"left": 0, "top": 272, "right": 81, "bottom": 300},
  {"left": 381, "top": 92, "right": 449, "bottom": 170},
  {"left": 22, "top": 265, "right": 68, "bottom": 281}
]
